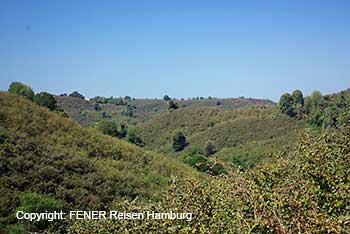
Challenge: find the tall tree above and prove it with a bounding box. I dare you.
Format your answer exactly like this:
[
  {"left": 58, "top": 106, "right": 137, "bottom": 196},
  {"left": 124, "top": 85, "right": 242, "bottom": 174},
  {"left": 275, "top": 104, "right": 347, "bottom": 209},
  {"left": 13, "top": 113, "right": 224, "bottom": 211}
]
[
  {"left": 279, "top": 93, "right": 295, "bottom": 117},
  {"left": 292, "top": 90, "right": 304, "bottom": 107}
]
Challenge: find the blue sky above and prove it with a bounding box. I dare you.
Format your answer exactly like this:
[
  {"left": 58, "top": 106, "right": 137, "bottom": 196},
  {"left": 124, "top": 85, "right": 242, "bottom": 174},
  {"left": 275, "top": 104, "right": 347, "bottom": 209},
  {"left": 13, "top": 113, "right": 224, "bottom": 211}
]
[{"left": 0, "top": 0, "right": 349, "bottom": 101}]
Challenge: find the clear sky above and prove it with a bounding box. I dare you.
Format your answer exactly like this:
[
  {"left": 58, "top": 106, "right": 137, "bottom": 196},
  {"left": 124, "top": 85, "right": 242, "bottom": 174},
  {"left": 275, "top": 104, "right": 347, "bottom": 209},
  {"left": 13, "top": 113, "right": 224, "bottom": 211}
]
[{"left": 0, "top": 0, "right": 349, "bottom": 101}]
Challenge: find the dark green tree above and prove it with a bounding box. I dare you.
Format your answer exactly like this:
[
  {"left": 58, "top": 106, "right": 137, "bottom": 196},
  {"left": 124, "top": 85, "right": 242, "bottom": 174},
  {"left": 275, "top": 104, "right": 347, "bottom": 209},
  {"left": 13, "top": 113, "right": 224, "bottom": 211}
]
[
  {"left": 172, "top": 131, "right": 187, "bottom": 151},
  {"left": 122, "top": 104, "right": 135, "bottom": 117},
  {"left": 292, "top": 90, "right": 304, "bottom": 107},
  {"left": 34, "top": 92, "right": 57, "bottom": 110},
  {"left": 279, "top": 93, "right": 295, "bottom": 117},
  {"left": 119, "top": 122, "right": 128, "bottom": 138},
  {"left": 69, "top": 91, "right": 85, "bottom": 99},
  {"left": 291, "top": 90, "right": 305, "bottom": 118},
  {"left": 168, "top": 100, "right": 179, "bottom": 110},
  {"left": 126, "top": 130, "right": 144, "bottom": 147},
  {"left": 163, "top": 95, "right": 171, "bottom": 101},
  {"left": 8, "top": 82, "right": 35, "bottom": 100}
]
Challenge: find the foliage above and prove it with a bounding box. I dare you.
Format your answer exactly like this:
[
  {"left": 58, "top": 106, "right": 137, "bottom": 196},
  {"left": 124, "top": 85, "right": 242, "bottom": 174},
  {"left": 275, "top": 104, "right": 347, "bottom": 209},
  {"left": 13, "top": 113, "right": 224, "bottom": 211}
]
[
  {"left": 8, "top": 82, "right": 35, "bottom": 101},
  {"left": 172, "top": 131, "right": 187, "bottom": 152},
  {"left": 279, "top": 93, "right": 297, "bottom": 117},
  {"left": 95, "top": 120, "right": 121, "bottom": 138},
  {"left": 16, "top": 192, "right": 64, "bottom": 231},
  {"left": 121, "top": 104, "right": 135, "bottom": 117},
  {"left": 69, "top": 91, "right": 85, "bottom": 99},
  {"left": 280, "top": 89, "right": 350, "bottom": 129},
  {"left": 90, "top": 96, "right": 127, "bottom": 105},
  {"left": 126, "top": 129, "right": 144, "bottom": 147},
  {"left": 34, "top": 92, "right": 57, "bottom": 110},
  {"left": 167, "top": 100, "right": 179, "bottom": 110},
  {"left": 135, "top": 106, "right": 305, "bottom": 169},
  {"left": 163, "top": 95, "right": 171, "bottom": 101},
  {"left": 234, "top": 126, "right": 350, "bottom": 233},
  {"left": 66, "top": 177, "right": 238, "bottom": 233}
]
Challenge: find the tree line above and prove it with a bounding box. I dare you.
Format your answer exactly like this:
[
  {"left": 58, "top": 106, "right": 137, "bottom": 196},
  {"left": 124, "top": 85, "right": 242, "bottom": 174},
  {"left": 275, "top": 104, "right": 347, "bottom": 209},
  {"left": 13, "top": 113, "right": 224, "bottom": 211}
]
[{"left": 279, "top": 89, "right": 350, "bottom": 128}]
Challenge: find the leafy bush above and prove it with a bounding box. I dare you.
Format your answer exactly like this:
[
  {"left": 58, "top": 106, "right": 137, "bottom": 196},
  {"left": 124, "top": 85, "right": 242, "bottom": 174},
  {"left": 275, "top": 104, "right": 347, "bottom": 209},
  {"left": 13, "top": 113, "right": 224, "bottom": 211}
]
[
  {"left": 168, "top": 100, "right": 179, "bottom": 110},
  {"left": 34, "top": 92, "right": 57, "bottom": 110},
  {"left": 69, "top": 91, "right": 85, "bottom": 99},
  {"left": 95, "top": 120, "right": 120, "bottom": 138},
  {"left": 16, "top": 192, "right": 64, "bottom": 231},
  {"left": 172, "top": 131, "right": 187, "bottom": 151},
  {"left": 8, "top": 82, "right": 34, "bottom": 101},
  {"left": 126, "top": 129, "right": 144, "bottom": 147}
]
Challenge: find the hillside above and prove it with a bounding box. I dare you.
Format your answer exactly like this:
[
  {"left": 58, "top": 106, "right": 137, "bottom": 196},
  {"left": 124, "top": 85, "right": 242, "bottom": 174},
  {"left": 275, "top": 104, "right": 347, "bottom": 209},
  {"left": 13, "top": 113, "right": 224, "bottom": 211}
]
[
  {"left": 134, "top": 106, "right": 306, "bottom": 168},
  {"left": 55, "top": 96, "right": 274, "bottom": 127},
  {"left": 0, "top": 92, "right": 199, "bottom": 231}
]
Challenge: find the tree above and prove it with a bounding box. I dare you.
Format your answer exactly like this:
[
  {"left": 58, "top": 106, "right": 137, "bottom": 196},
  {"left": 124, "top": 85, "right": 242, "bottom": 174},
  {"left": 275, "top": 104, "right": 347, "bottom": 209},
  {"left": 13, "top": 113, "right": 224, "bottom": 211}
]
[
  {"left": 34, "top": 92, "right": 57, "bottom": 110},
  {"left": 69, "top": 91, "right": 85, "bottom": 99},
  {"left": 292, "top": 90, "right": 304, "bottom": 107},
  {"left": 168, "top": 100, "right": 179, "bottom": 110},
  {"left": 163, "top": 95, "right": 171, "bottom": 101},
  {"left": 292, "top": 90, "right": 304, "bottom": 118},
  {"left": 90, "top": 96, "right": 108, "bottom": 103},
  {"left": 122, "top": 104, "right": 135, "bottom": 117},
  {"left": 204, "top": 140, "right": 217, "bottom": 156},
  {"left": 119, "top": 122, "right": 128, "bottom": 138},
  {"left": 279, "top": 93, "right": 295, "bottom": 117},
  {"left": 126, "top": 130, "right": 144, "bottom": 147},
  {"left": 8, "top": 82, "right": 34, "bottom": 100},
  {"left": 95, "top": 120, "right": 120, "bottom": 138},
  {"left": 172, "top": 131, "right": 187, "bottom": 151}
]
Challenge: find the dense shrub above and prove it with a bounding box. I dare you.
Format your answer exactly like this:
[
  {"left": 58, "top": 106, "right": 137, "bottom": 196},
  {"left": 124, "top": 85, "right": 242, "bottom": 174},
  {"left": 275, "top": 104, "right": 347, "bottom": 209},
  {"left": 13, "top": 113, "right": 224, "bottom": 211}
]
[
  {"left": 69, "top": 91, "right": 85, "bottom": 99},
  {"left": 167, "top": 100, "right": 179, "bottom": 110},
  {"left": 16, "top": 192, "right": 64, "bottom": 231},
  {"left": 34, "top": 92, "right": 57, "bottom": 110},
  {"left": 172, "top": 132, "right": 187, "bottom": 151},
  {"left": 8, "top": 82, "right": 35, "bottom": 101},
  {"left": 95, "top": 120, "right": 120, "bottom": 138}
]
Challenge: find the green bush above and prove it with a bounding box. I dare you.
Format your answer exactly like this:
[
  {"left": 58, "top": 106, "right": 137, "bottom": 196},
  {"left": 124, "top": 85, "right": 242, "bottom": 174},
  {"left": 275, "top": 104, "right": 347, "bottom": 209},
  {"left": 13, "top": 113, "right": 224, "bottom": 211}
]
[
  {"left": 16, "top": 192, "right": 64, "bottom": 231},
  {"left": 69, "top": 91, "right": 85, "bottom": 99},
  {"left": 8, "top": 82, "right": 34, "bottom": 101},
  {"left": 95, "top": 120, "right": 120, "bottom": 138},
  {"left": 34, "top": 92, "right": 57, "bottom": 110},
  {"left": 172, "top": 131, "right": 187, "bottom": 151}
]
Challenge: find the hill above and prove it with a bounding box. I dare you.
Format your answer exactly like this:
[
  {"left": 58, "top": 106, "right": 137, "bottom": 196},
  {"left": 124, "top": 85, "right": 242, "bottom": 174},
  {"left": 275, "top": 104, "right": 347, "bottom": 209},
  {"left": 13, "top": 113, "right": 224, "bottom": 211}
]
[
  {"left": 133, "top": 106, "right": 306, "bottom": 168},
  {"left": 0, "top": 92, "right": 199, "bottom": 231},
  {"left": 55, "top": 96, "right": 274, "bottom": 127}
]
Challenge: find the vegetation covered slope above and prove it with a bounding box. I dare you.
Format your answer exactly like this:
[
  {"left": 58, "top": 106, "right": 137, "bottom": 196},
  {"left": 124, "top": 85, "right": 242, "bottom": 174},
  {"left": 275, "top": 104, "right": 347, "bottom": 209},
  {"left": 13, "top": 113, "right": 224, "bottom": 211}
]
[
  {"left": 134, "top": 106, "right": 305, "bottom": 168},
  {"left": 0, "top": 92, "right": 199, "bottom": 231},
  {"left": 67, "top": 125, "right": 350, "bottom": 233},
  {"left": 56, "top": 96, "right": 274, "bottom": 128}
]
